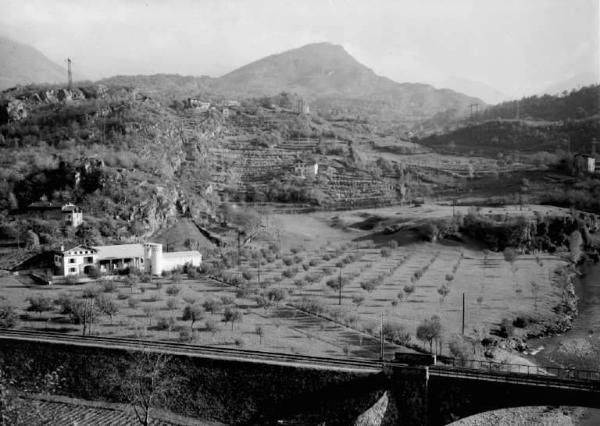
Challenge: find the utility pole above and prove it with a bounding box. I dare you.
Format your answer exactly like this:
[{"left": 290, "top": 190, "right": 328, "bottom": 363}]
[
  {"left": 380, "top": 311, "right": 384, "bottom": 361},
  {"left": 338, "top": 268, "right": 343, "bottom": 305},
  {"left": 461, "top": 293, "right": 466, "bottom": 335},
  {"left": 65, "top": 58, "right": 72, "bottom": 90},
  {"left": 592, "top": 138, "right": 598, "bottom": 156},
  {"left": 516, "top": 100, "right": 520, "bottom": 121},
  {"left": 257, "top": 261, "right": 261, "bottom": 288},
  {"left": 469, "top": 103, "right": 480, "bottom": 122}
]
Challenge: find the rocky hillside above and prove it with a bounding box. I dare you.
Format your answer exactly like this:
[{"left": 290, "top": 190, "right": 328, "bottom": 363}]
[
  {"left": 95, "top": 43, "right": 482, "bottom": 127},
  {"left": 0, "top": 83, "right": 423, "bottom": 252},
  {"left": 0, "top": 36, "right": 68, "bottom": 90}
]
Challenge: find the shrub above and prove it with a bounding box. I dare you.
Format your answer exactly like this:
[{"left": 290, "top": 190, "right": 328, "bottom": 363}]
[
  {"left": 293, "top": 255, "right": 304, "bottom": 264},
  {"left": 87, "top": 266, "right": 101, "bottom": 279},
  {"left": 147, "top": 294, "right": 161, "bottom": 303},
  {"left": 26, "top": 295, "right": 53, "bottom": 317},
  {"left": 309, "top": 259, "right": 319, "bottom": 267},
  {"left": 449, "top": 336, "right": 471, "bottom": 364},
  {"left": 101, "top": 280, "right": 118, "bottom": 293},
  {"left": 127, "top": 297, "right": 140, "bottom": 309},
  {"left": 302, "top": 263, "right": 310, "bottom": 271},
  {"left": 182, "top": 296, "right": 197, "bottom": 305},
  {"left": 178, "top": 328, "right": 192, "bottom": 342},
  {"left": 156, "top": 316, "right": 174, "bottom": 331},
  {"left": 220, "top": 295, "right": 235, "bottom": 306},
  {"left": 165, "top": 285, "right": 181, "bottom": 296},
  {"left": 0, "top": 305, "right": 18, "bottom": 328},
  {"left": 282, "top": 257, "right": 293, "bottom": 266},
  {"left": 241, "top": 270, "right": 254, "bottom": 281},
  {"left": 265, "top": 287, "right": 287, "bottom": 305},
  {"left": 187, "top": 267, "right": 199, "bottom": 279},
  {"left": 380, "top": 247, "right": 392, "bottom": 257},
  {"left": 382, "top": 321, "right": 411, "bottom": 345},
  {"left": 293, "top": 279, "right": 306, "bottom": 288},
  {"left": 282, "top": 268, "right": 298, "bottom": 279},
  {"left": 360, "top": 280, "right": 377, "bottom": 293},
  {"left": 202, "top": 298, "right": 221, "bottom": 315},
  {"left": 297, "top": 297, "right": 324, "bottom": 315},
  {"left": 499, "top": 318, "right": 514, "bottom": 337},
  {"left": 389, "top": 240, "right": 398, "bottom": 249},
  {"left": 205, "top": 318, "right": 219, "bottom": 334}
]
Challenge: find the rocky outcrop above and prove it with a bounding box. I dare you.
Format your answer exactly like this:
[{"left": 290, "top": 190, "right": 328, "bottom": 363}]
[
  {"left": 6, "top": 99, "right": 27, "bottom": 121},
  {"left": 354, "top": 392, "right": 388, "bottom": 426}
]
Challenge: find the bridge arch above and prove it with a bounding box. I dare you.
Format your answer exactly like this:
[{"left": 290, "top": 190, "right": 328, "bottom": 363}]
[{"left": 427, "top": 373, "right": 600, "bottom": 425}]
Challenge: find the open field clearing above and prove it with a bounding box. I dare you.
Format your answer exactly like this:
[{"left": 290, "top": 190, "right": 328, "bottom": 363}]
[
  {"left": 0, "top": 203, "right": 575, "bottom": 358},
  {"left": 230, "top": 239, "right": 567, "bottom": 352},
  {"left": 0, "top": 272, "right": 402, "bottom": 359}
]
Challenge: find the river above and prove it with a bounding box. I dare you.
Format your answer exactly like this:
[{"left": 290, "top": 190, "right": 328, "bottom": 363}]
[{"left": 528, "top": 261, "right": 600, "bottom": 425}]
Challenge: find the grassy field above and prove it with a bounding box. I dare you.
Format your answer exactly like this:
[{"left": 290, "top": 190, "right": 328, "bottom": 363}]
[{"left": 0, "top": 203, "right": 573, "bottom": 359}]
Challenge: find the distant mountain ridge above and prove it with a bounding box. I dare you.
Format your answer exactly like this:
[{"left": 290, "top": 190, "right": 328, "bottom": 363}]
[
  {"left": 212, "top": 42, "right": 483, "bottom": 123},
  {"left": 0, "top": 36, "right": 68, "bottom": 90}
]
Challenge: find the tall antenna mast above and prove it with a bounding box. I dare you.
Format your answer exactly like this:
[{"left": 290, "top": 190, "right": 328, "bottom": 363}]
[{"left": 66, "top": 58, "right": 72, "bottom": 90}]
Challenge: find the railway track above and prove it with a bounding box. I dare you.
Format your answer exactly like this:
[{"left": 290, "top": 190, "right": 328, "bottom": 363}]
[{"left": 0, "top": 329, "right": 384, "bottom": 371}]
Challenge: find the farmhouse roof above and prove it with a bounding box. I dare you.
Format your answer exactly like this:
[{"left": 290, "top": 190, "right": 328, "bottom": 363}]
[
  {"left": 56, "top": 244, "right": 97, "bottom": 255},
  {"left": 163, "top": 250, "right": 201, "bottom": 259},
  {"left": 27, "top": 201, "right": 63, "bottom": 210},
  {"left": 92, "top": 243, "right": 144, "bottom": 260}
]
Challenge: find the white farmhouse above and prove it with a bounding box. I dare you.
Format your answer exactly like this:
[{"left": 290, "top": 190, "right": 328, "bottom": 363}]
[{"left": 53, "top": 242, "right": 202, "bottom": 277}]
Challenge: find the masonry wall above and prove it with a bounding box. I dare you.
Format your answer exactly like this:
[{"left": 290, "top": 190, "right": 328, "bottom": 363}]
[{"left": 0, "top": 338, "right": 387, "bottom": 425}]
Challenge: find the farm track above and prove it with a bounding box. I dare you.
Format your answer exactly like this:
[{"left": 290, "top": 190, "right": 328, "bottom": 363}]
[{"left": 0, "top": 329, "right": 384, "bottom": 371}]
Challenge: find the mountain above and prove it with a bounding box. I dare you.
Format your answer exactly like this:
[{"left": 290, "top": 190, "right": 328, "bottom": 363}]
[
  {"left": 0, "top": 36, "right": 68, "bottom": 90},
  {"left": 213, "top": 42, "right": 483, "bottom": 123},
  {"left": 478, "top": 85, "right": 600, "bottom": 122},
  {"left": 541, "top": 71, "right": 600, "bottom": 97},
  {"left": 439, "top": 77, "right": 511, "bottom": 105}
]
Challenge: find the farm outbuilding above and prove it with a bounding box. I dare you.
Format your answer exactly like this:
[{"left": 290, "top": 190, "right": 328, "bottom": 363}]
[{"left": 573, "top": 153, "right": 596, "bottom": 175}]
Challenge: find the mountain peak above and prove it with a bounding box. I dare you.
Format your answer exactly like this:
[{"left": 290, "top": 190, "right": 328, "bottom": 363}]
[{"left": 0, "top": 35, "right": 67, "bottom": 90}]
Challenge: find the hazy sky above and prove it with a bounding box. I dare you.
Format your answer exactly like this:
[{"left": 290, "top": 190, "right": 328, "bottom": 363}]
[{"left": 1, "top": 0, "right": 598, "bottom": 98}]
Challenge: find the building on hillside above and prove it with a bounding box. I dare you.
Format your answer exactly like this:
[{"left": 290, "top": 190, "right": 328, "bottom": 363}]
[
  {"left": 297, "top": 99, "right": 310, "bottom": 114},
  {"left": 26, "top": 202, "right": 83, "bottom": 226},
  {"left": 573, "top": 154, "right": 596, "bottom": 175},
  {"left": 293, "top": 160, "right": 319, "bottom": 179},
  {"left": 185, "top": 98, "right": 211, "bottom": 111},
  {"left": 222, "top": 108, "right": 230, "bottom": 118},
  {"left": 61, "top": 203, "right": 83, "bottom": 227},
  {"left": 225, "top": 100, "right": 240, "bottom": 107},
  {"left": 53, "top": 242, "right": 202, "bottom": 276}
]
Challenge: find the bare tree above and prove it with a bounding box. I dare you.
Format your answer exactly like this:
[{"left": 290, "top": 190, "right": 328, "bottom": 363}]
[{"left": 122, "top": 350, "right": 174, "bottom": 426}]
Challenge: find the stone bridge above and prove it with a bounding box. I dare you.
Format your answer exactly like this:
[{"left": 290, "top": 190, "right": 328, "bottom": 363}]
[{"left": 0, "top": 331, "right": 598, "bottom": 425}]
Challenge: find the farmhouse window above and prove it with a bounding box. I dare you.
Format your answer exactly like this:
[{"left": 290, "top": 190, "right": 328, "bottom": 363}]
[
  {"left": 69, "top": 268, "right": 76, "bottom": 273},
  {"left": 84, "top": 257, "right": 94, "bottom": 263},
  {"left": 69, "top": 258, "right": 75, "bottom": 263}
]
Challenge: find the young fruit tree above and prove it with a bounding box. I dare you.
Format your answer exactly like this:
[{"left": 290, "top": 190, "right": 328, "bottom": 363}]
[
  {"left": 416, "top": 316, "right": 442, "bottom": 354},
  {"left": 182, "top": 304, "right": 204, "bottom": 331}
]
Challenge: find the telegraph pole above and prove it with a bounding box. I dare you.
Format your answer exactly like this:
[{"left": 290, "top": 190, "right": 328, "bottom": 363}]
[
  {"left": 338, "top": 268, "right": 342, "bottom": 305},
  {"left": 462, "top": 293, "right": 466, "bottom": 335},
  {"left": 516, "top": 100, "right": 520, "bottom": 121},
  {"left": 65, "top": 58, "right": 72, "bottom": 90},
  {"left": 380, "top": 311, "right": 384, "bottom": 360}
]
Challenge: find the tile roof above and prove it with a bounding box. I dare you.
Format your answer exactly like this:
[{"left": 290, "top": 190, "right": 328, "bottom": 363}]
[{"left": 92, "top": 243, "right": 144, "bottom": 260}]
